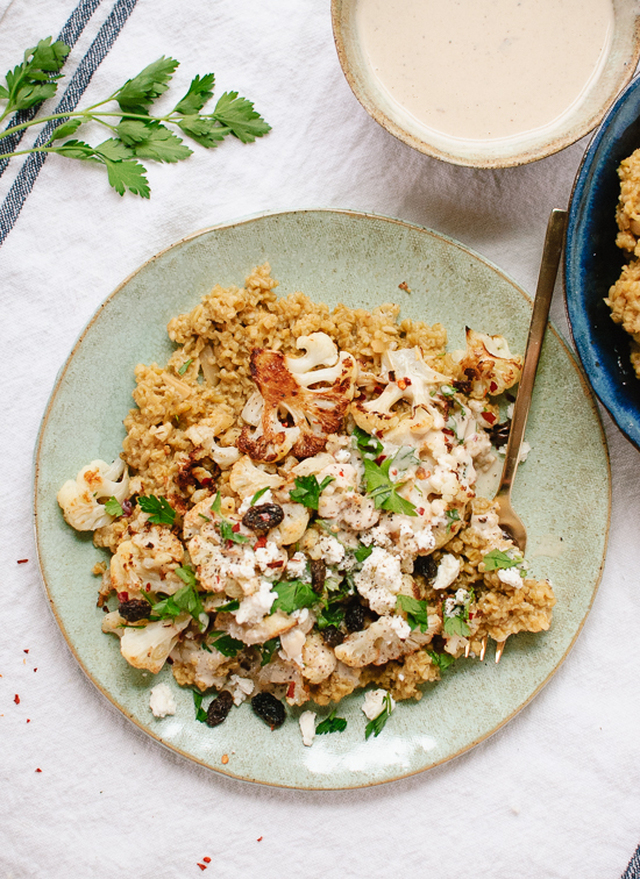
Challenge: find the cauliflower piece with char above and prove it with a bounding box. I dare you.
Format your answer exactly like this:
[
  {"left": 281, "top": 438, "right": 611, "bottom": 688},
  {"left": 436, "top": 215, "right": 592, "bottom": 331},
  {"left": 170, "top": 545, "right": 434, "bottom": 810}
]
[
  {"left": 237, "top": 333, "right": 356, "bottom": 463},
  {"left": 57, "top": 458, "right": 129, "bottom": 531},
  {"left": 110, "top": 524, "right": 184, "bottom": 597},
  {"left": 109, "top": 612, "right": 191, "bottom": 674},
  {"left": 456, "top": 328, "right": 522, "bottom": 398}
]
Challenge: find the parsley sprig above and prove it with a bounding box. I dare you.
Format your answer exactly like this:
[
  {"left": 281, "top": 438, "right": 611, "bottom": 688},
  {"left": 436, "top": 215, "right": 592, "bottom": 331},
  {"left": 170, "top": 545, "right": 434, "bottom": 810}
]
[
  {"left": 0, "top": 40, "right": 270, "bottom": 197},
  {"left": 289, "top": 475, "right": 334, "bottom": 510},
  {"left": 353, "top": 427, "right": 417, "bottom": 517},
  {"left": 316, "top": 709, "right": 347, "bottom": 735},
  {"left": 138, "top": 494, "right": 176, "bottom": 525},
  {"left": 364, "top": 692, "right": 394, "bottom": 739},
  {"left": 396, "top": 594, "right": 430, "bottom": 632},
  {"left": 271, "top": 579, "right": 317, "bottom": 615},
  {"left": 482, "top": 549, "right": 522, "bottom": 571}
]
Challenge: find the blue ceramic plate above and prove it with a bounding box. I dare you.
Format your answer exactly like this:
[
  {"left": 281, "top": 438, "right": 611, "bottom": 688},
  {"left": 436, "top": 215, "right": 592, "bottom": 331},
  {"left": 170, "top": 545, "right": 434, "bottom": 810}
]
[
  {"left": 35, "top": 210, "right": 609, "bottom": 788},
  {"left": 565, "top": 72, "right": 640, "bottom": 450}
]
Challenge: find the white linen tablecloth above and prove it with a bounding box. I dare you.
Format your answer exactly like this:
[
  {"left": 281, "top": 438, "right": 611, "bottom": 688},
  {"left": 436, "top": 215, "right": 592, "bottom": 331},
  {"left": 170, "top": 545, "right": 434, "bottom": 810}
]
[{"left": 2, "top": 1, "right": 639, "bottom": 876}]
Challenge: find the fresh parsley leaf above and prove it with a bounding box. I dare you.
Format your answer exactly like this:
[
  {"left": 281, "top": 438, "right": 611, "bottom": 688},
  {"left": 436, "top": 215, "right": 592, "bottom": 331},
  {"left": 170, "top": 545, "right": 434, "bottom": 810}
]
[
  {"left": 175, "top": 565, "right": 198, "bottom": 589},
  {"left": 176, "top": 113, "right": 228, "bottom": 149},
  {"left": 104, "top": 496, "right": 124, "bottom": 517},
  {"left": 211, "top": 91, "right": 272, "bottom": 142},
  {"left": 123, "top": 121, "right": 193, "bottom": 163},
  {"left": 482, "top": 549, "right": 521, "bottom": 571},
  {"left": 174, "top": 72, "right": 216, "bottom": 115},
  {"left": 219, "top": 520, "right": 249, "bottom": 544},
  {"left": 211, "top": 491, "right": 223, "bottom": 515},
  {"left": 315, "top": 601, "right": 345, "bottom": 630},
  {"left": 428, "top": 650, "right": 455, "bottom": 672},
  {"left": 250, "top": 486, "right": 270, "bottom": 505},
  {"left": 396, "top": 594, "right": 430, "bottom": 632},
  {"left": 192, "top": 689, "right": 208, "bottom": 723},
  {"left": 151, "top": 579, "right": 204, "bottom": 622},
  {"left": 47, "top": 117, "right": 82, "bottom": 143},
  {"left": 353, "top": 544, "right": 373, "bottom": 564},
  {"left": 260, "top": 637, "right": 280, "bottom": 666},
  {"left": 364, "top": 692, "right": 394, "bottom": 740},
  {"left": 352, "top": 425, "right": 383, "bottom": 458},
  {"left": 445, "top": 508, "right": 461, "bottom": 532},
  {"left": 208, "top": 631, "right": 244, "bottom": 657},
  {"left": 177, "top": 358, "right": 193, "bottom": 376},
  {"left": 443, "top": 615, "right": 470, "bottom": 637},
  {"left": 138, "top": 494, "right": 176, "bottom": 525},
  {"left": 441, "top": 385, "right": 457, "bottom": 397},
  {"left": 1, "top": 37, "right": 69, "bottom": 117},
  {"left": 362, "top": 457, "right": 417, "bottom": 516},
  {"left": 289, "top": 474, "right": 334, "bottom": 510},
  {"left": 271, "top": 579, "right": 317, "bottom": 615},
  {"left": 316, "top": 709, "right": 347, "bottom": 735},
  {"left": 216, "top": 599, "right": 240, "bottom": 613},
  {"left": 115, "top": 56, "right": 179, "bottom": 112}
]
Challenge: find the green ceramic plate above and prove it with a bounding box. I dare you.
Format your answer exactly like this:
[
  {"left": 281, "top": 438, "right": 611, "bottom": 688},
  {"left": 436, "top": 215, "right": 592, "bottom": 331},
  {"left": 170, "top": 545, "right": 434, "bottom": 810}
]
[{"left": 34, "top": 210, "right": 610, "bottom": 789}]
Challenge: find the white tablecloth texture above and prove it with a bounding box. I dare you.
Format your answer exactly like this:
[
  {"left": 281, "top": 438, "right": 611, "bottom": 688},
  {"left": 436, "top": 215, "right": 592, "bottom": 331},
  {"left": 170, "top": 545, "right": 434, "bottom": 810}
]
[{"left": 2, "top": 1, "right": 640, "bottom": 877}]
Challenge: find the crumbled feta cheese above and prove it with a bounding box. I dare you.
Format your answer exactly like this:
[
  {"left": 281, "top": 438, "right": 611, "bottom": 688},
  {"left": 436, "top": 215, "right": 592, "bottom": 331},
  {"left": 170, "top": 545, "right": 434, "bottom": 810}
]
[
  {"left": 444, "top": 597, "right": 457, "bottom": 617},
  {"left": 497, "top": 567, "right": 525, "bottom": 588},
  {"left": 286, "top": 551, "right": 308, "bottom": 579},
  {"left": 254, "top": 539, "right": 284, "bottom": 573},
  {"left": 387, "top": 614, "right": 411, "bottom": 640},
  {"left": 235, "top": 579, "right": 276, "bottom": 624},
  {"left": 454, "top": 587, "right": 469, "bottom": 605},
  {"left": 334, "top": 448, "right": 351, "bottom": 464},
  {"left": 228, "top": 674, "right": 254, "bottom": 705},
  {"left": 497, "top": 441, "right": 531, "bottom": 463},
  {"left": 149, "top": 682, "right": 177, "bottom": 718},
  {"left": 353, "top": 546, "right": 403, "bottom": 614},
  {"left": 299, "top": 710, "right": 317, "bottom": 746},
  {"left": 315, "top": 534, "right": 345, "bottom": 566},
  {"left": 280, "top": 624, "right": 307, "bottom": 667},
  {"left": 362, "top": 688, "right": 396, "bottom": 721},
  {"left": 432, "top": 554, "right": 461, "bottom": 590}
]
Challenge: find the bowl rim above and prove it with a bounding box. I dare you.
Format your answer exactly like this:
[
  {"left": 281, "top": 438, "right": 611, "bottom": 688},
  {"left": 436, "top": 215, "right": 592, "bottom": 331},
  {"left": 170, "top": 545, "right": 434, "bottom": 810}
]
[
  {"left": 331, "top": 0, "right": 640, "bottom": 169},
  {"left": 564, "top": 71, "right": 640, "bottom": 451}
]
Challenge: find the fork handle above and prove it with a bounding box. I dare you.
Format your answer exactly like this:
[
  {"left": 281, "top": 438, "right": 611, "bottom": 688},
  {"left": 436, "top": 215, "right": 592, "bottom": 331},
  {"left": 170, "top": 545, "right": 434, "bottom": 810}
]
[{"left": 495, "top": 208, "right": 568, "bottom": 499}]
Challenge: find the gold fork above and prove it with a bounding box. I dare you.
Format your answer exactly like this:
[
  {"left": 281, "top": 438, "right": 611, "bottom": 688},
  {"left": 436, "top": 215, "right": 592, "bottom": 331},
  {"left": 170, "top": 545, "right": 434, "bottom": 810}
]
[{"left": 491, "top": 208, "right": 567, "bottom": 662}]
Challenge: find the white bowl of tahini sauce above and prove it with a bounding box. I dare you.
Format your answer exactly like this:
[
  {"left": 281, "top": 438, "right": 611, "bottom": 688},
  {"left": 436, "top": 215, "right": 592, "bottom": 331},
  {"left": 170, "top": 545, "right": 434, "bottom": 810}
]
[{"left": 332, "top": 0, "right": 640, "bottom": 168}]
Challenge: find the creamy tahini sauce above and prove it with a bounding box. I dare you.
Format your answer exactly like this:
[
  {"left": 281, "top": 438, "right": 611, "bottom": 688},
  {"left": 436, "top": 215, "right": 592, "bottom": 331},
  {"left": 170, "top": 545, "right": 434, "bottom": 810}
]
[{"left": 356, "top": 0, "right": 614, "bottom": 140}]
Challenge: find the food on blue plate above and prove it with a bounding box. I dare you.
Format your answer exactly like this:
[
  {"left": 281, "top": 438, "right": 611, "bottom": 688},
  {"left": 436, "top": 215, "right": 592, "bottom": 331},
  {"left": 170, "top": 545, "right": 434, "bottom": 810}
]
[
  {"left": 57, "top": 265, "right": 555, "bottom": 734},
  {"left": 606, "top": 148, "right": 640, "bottom": 377}
]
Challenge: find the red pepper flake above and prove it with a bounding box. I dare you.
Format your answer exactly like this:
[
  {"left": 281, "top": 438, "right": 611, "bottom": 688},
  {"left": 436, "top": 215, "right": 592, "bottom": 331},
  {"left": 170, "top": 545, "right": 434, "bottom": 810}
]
[
  {"left": 197, "top": 864, "right": 207, "bottom": 871},
  {"left": 33, "top": 668, "right": 38, "bottom": 673},
  {"left": 23, "top": 649, "right": 29, "bottom": 654},
  {"left": 17, "top": 559, "right": 28, "bottom": 564},
  {"left": 442, "top": 428, "right": 454, "bottom": 437},
  {"left": 231, "top": 523, "right": 241, "bottom": 533},
  {"left": 375, "top": 454, "right": 386, "bottom": 466},
  {"left": 203, "top": 857, "right": 211, "bottom": 864},
  {"left": 26, "top": 718, "right": 30, "bottom": 723},
  {"left": 417, "top": 507, "right": 425, "bottom": 516},
  {"left": 266, "top": 560, "right": 284, "bottom": 568},
  {"left": 14, "top": 694, "right": 20, "bottom": 705},
  {"left": 35, "top": 768, "right": 42, "bottom": 773},
  {"left": 257, "top": 836, "right": 263, "bottom": 842},
  {"left": 286, "top": 681, "right": 296, "bottom": 699},
  {"left": 489, "top": 381, "right": 498, "bottom": 393},
  {"left": 254, "top": 536, "right": 268, "bottom": 549},
  {"left": 482, "top": 411, "right": 497, "bottom": 424},
  {"left": 117, "top": 591, "right": 129, "bottom": 603},
  {"left": 398, "top": 281, "right": 410, "bottom": 292}
]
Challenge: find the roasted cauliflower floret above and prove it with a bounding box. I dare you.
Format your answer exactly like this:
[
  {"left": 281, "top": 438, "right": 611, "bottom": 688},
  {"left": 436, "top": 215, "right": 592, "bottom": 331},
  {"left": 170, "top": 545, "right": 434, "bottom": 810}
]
[
  {"left": 57, "top": 458, "right": 130, "bottom": 531},
  {"left": 237, "top": 333, "right": 356, "bottom": 463},
  {"left": 456, "top": 328, "right": 522, "bottom": 398},
  {"left": 109, "top": 524, "right": 185, "bottom": 597},
  {"left": 102, "top": 612, "right": 191, "bottom": 674}
]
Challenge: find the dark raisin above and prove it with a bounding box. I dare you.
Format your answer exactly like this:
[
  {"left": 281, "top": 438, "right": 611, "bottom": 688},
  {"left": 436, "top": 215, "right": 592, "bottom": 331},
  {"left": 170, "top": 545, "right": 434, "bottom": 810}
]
[
  {"left": 251, "top": 692, "right": 286, "bottom": 729},
  {"left": 118, "top": 599, "right": 151, "bottom": 622},
  {"left": 452, "top": 379, "right": 471, "bottom": 394},
  {"left": 413, "top": 555, "right": 438, "bottom": 581},
  {"left": 206, "top": 690, "right": 233, "bottom": 727},
  {"left": 488, "top": 420, "right": 511, "bottom": 449},
  {"left": 344, "top": 599, "right": 366, "bottom": 632},
  {"left": 310, "top": 558, "right": 326, "bottom": 593},
  {"left": 321, "top": 625, "right": 344, "bottom": 648},
  {"left": 242, "top": 503, "right": 285, "bottom": 535}
]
